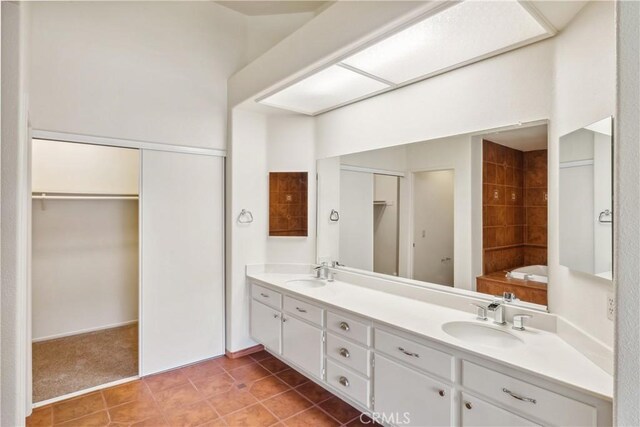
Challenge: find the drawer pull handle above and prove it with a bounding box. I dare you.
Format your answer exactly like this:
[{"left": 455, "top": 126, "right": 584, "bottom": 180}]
[
  {"left": 339, "top": 348, "right": 350, "bottom": 358},
  {"left": 296, "top": 307, "right": 307, "bottom": 313},
  {"left": 339, "top": 376, "right": 350, "bottom": 387},
  {"left": 339, "top": 322, "right": 350, "bottom": 331},
  {"left": 502, "top": 388, "right": 537, "bottom": 404},
  {"left": 260, "top": 293, "right": 269, "bottom": 298},
  {"left": 398, "top": 347, "right": 420, "bottom": 358},
  {"left": 465, "top": 402, "right": 472, "bottom": 410},
  {"left": 438, "top": 390, "right": 446, "bottom": 397}
]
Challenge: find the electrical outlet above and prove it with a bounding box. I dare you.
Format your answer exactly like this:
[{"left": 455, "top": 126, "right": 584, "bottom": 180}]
[{"left": 607, "top": 292, "right": 615, "bottom": 321}]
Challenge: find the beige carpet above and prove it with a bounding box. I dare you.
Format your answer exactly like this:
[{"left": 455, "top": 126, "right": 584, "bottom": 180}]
[{"left": 33, "top": 323, "right": 138, "bottom": 402}]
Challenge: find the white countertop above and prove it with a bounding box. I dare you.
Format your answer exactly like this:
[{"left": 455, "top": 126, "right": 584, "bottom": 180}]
[{"left": 247, "top": 272, "right": 613, "bottom": 401}]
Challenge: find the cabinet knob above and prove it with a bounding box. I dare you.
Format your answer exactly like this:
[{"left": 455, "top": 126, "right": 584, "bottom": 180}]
[
  {"left": 339, "top": 322, "right": 350, "bottom": 331},
  {"left": 282, "top": 317, "right": 288, "bottom": 323},
  {"left": 465, "top": 402, "right": 472, "bottom": 410},
  {"left": 339, "top": 347, "right": 350, "bottom": 358},
  {"left": 438, "top": 390, "right": 446, "bottom": 397},
  {"left": 338, "top": 376, "right": 350, "bottom": 387},
  {"left": 272, "top": 313, "right": 279, "bottom": 319}
]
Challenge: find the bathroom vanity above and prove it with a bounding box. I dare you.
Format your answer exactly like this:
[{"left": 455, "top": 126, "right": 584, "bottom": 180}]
[{"left": 247, "top": 268, "right": 612, "bottom": 427}]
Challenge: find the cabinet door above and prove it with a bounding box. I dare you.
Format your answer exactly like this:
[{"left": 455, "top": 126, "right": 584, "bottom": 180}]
[
  {"left": 251, "top": 300, "right": 282, "bottom": 354},
  {"left": 282, "top": 315, "right": 323, "bottom": 379},
  {"left": 462, "top": 393, "right": 539, "bottom": 427},
  {"left": 374, "top": 354, "right": 452, "bottom": 427}
]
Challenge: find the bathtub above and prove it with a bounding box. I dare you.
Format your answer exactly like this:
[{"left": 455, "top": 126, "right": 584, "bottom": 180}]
[{"left": 507, "top": 265, "right": 548, "bottom": 284}]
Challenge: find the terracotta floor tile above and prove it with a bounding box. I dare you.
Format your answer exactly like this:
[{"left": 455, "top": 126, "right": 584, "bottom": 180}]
[
  {"left": 55, "top": 410, "right": 109, "bottom": 427},
  {"left": 262, "top": 390, "right": 312, "bottom": 419},
  {"left": 52, "top": 392, "right": 105, "bottom": 424},
  {"left": 102, "top": 380, "right": 152, "bottom": 408},
  {"left": 294, "top": 381, "right": 333, "bottom": 404},
  {"left": 27, "top": 405, "right": 53, "bottom": 427},
  {"left": 248, "top": 375, "right": 290, "bottom": 400},
  {"left": 163, "top": 400, "right": 218, "bottom": 427},
  {"left": 258, "top": 357, "right": 289, "bottom": 374},
  {"left": 154, "top": 382, "right": 204, "bottom": 410},
  {"left": 228, "top": 363, "right": 271, "bottom": 383},
  {"left": 180, "top": 359, "right": 225, "bottom": 381},
  {"left": 283, "top": 407, "right": 340, "bottom": 427},
  {"left": 192, "top": 372, "right": 235, "bottom": 397},
  {"left": 130, "top": 416, "right": 169, "bottom": 427},
  {"left": 144, "top": 369, "right": 189, "bottom": 394},
  {"left": 217, "top": 356, "right": 255, "bottom": 371},
  {"left": 208, "top": 387, "right": 258, "bottom": 416},
  {"left": 346, "top": 414, "right": 382, "bottom": 427},
  {"left": 318, "top": 396, "right": 361, "bottom": 424},
  {"left": 249, "top": 350, "right": 272, "bottom": 362},
  {"left": 275, "top": 369, "right": 309, "bottom": 388},
  {"left": 222, "top": 403, "right": 277, "bottom": 427},
  {"left": 108, "top": 399, "right": 159, "bottom": 424}
]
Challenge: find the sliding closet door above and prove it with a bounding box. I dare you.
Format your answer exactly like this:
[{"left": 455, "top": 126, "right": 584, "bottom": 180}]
[{"left": 140, "top": 150, "right": 224, "bottom": 375}]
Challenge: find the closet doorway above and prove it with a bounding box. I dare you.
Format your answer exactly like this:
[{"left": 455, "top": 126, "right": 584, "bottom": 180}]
[{"left": 31, "top": 139, "right": 139, "bottom": 403}]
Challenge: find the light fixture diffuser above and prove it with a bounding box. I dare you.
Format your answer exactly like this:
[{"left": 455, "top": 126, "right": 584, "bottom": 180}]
[
  {"left": 341, "top": 1, "right": 549, "bottom": 85},
  {"left": 259, "top": 65, "right": 389, "bottom": 115}
]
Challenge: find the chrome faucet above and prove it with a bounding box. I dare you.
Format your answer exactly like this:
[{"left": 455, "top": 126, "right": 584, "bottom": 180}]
[
  {"left": 314, "top": 262, "right": 334, "bottom": 281},
  {"left": 487, "top": 301, "right": 506, "bottom": 325}
]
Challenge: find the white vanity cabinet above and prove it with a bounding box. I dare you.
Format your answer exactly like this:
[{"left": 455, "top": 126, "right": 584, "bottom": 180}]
[
  {"left": 374, "top": 354, "right": 453, "bottom": 426},
  {"left": 461, "top": 393, "right": 539, "bottom": 427},
  {"left": 247, "top": 279, "right": 612, "bottom": 427},
  {"left": 282, "top": 313, "right": 323, "bottom": 378},
  {"left": 250, "top": 300, "right": 282, "bottom": 354}
]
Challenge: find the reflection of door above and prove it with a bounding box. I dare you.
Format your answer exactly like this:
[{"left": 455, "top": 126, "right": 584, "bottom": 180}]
[
  {"left": 339, "top": 170, "right": 374, "bottom": 271},
  {"left": 412, "top": 170, "right": 454, "bottom": 286}
]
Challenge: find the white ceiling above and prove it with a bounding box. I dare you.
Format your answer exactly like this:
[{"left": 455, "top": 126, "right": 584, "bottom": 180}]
[
  {"left": 483, "top": 124, "right": 548, "bottom": 152},
  {"left": 216, "top": 1, "right": 329, "bottom": 16}
]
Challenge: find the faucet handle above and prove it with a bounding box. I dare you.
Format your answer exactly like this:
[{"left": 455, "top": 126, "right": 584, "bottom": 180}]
[
  {"left": 512, "top": 314, "right": 532, "bottom": 331},
  {"left": 470, "top": 303, "right": 488, "bottom": 321},
  {"left": 503, "top": 292, "right": 516, "bottom": 302}
]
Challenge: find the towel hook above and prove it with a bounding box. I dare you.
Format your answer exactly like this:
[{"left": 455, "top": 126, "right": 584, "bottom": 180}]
[
  {"left": 237, "top": 209, "right": 254, "bottom": 224},
  {"left": 329, "top": 209, "right": 340, "bottom": 222}
]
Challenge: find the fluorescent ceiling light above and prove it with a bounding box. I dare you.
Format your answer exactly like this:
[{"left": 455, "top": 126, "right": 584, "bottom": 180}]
[
  {"left": 341, "top": 1, "right": 549, "bottom": 84},
  {"left": 259, "top": 65, "right": 389, "bottom": 115}
]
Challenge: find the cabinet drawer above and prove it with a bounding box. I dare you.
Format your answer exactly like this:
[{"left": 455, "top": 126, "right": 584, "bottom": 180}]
[
  {"left": 326, "top": 359, "right": 370, "bottom": 408},
  {"left": 375, "top": 329, "right": 454, "bottom": 381},
  {"left": 252, "top": 283, "right": 282, "bottom": 309},
  {"left": 462, "top": 361, "right": 596, "bottom": 427},
  {"left": 327, "top": 311, "right": 371, "bottom": 346},
  {"left": 461, "top": 393, "right": 539, "bottom": 426},
  {"left": 326, "top": 333, "right": 370, "bottom": 377},
  {"left": 283, "top": 296, "right": 323, "bottom": 326}
]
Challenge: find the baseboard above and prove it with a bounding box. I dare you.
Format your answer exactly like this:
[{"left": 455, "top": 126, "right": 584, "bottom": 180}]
[
  {"left": 32, "top": 376, "right": 138, "bottom": 409},
  {"left": 225, "top": 344, "right": 264, "bottom": 359},
  {"left": 32, "top": 320, "right": 138, "bottom": 343}
]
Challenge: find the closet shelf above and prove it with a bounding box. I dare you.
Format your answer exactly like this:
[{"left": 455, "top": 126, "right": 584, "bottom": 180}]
[{"left": 32, "top": 192, "right": 138, "bottom": 200}]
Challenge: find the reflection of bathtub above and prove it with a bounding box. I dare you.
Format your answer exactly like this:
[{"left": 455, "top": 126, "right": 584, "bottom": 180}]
[{"left": 507, "top": 265, "right": 548, "bottom": 284}]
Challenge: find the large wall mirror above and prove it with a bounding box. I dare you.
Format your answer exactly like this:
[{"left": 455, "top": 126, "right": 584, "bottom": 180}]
[
  {"left": 559, "top": 117, "right": 613, "bottom": 280},
  {"left": 317, "top": 122, "right": 550, "bottom": 308}
]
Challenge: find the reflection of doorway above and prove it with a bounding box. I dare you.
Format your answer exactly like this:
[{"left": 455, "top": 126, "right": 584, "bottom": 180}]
[{"left": 412, "top": 170, "right": 454, "bottom": 286}]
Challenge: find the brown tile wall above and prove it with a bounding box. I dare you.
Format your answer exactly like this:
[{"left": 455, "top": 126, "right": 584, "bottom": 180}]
[
  {"left": 482, "top": 141, "right": 547, "bottom": 274},
  {"left": 269, "top": 172, "right": 308, "bottom": 237}
]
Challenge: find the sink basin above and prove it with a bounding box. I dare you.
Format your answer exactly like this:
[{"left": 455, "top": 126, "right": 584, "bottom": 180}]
[
  {"left": 442, "top": 321, "right": 524, "bottom": 348},
  {"left": 286, "top": 279, "right": 327, "bottom": 288}
]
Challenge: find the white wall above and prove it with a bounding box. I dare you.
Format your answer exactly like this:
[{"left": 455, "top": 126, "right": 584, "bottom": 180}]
[
  {"left": 32, "top": 200, "right": 138, "bottom": 341},
  {"left": 32, "top": 140, "right": 139, "bottom": 195},
  {"left": 246, "top": 12, "right": 316, "bottom": 63},
  {"left": 614, "top": 2, "right": 640, "bottom": 423},
  {"left": 28, "top": 1, "right": 247, "bottom": 150},
  {"left": 373, "top": 174, "right": 399, "bottom": 276},
  {"left": 549, "top": 0, "right": 615, "bottom": 350}
]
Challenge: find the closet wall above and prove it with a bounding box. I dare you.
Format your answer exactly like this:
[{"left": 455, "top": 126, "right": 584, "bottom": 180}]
[{"left": 31, "top": 140, "right": 139, "bottom": 341}]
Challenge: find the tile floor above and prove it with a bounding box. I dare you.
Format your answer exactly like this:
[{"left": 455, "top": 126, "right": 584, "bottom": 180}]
[{"left": 26, "top": 351, "right": 376, "bottom": 427}]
